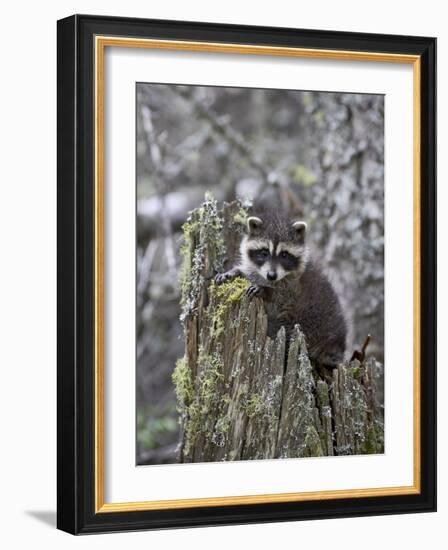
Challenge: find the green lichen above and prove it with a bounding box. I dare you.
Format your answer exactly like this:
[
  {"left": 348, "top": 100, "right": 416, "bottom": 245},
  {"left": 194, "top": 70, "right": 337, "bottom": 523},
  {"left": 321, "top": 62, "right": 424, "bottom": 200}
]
[
  {"left": 221, "top": 393, "right": 231, "bottom": 405},
  {"left": 179, "top": 193, "right": 225, "bottom": 322},
  {"left": 212, "top": 415, "right": 231, "bottom": 447},
  {"left": 172, "top": 356, "right": 200, "bottom": 457},
  {"left": 304, "top": 425, "right": 324, "bottom": 457},
  {"left": 362, "top": 425, "right": 378, "bottom": 454},
  {"left": 361, "top": 420, "right": 384, "bottom": 454},
  {"left": 351, "top": 366, "right": 361, "bottom": 380},
  {"left": 179, "top": 217, "right": 200, "bottom": 308},
  {"left": 233, "top": 205, "right": 249, "bottom": 226},
  {"left": 213, "top": 276, "right": 248, "bottom": 303},
  {"left": 244, "top": 393, "right": 264, "bottom": 418},
  {"left": 197, "top": 350, "right": 224, "bottom": 414},
  {"left": 183, "top": 402, "right": 201, "bottom": 456},
  {"left": 348, "top": 362, "right": 363, "bottom": 381},
  {"left": 209, "top": 277, "right": 249, "bottom": 337},
  {"left": 178, "top": 350, "right": 227, "bottom": 456},
  {"left": 172, "top": 351, "right": 225, "bottom": 454},
  {"left": 172, "top": 356, "right": 193, "bottom": 411}
]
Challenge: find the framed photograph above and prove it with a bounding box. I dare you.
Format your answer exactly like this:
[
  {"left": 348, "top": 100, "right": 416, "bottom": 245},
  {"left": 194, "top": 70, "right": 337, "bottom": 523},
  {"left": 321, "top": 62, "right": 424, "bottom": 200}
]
[{"left": 57, "top": 14, "right": 436, "bottom": 534}]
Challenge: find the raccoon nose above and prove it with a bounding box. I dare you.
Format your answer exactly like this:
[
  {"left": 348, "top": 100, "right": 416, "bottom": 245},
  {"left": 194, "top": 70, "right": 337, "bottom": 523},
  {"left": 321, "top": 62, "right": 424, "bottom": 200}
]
[{"left": 267, "top": 271, "right": 277, "bottom": 281}]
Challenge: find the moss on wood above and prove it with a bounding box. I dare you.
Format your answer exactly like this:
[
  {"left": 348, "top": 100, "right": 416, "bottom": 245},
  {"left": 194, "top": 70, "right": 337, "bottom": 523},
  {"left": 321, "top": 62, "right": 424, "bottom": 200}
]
[{"left": 173, "top": 198, "right": 384, "bottom": 462}]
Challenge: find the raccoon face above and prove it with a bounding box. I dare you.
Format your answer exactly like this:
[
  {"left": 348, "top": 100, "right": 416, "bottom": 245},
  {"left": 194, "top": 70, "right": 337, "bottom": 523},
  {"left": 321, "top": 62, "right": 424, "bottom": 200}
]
[{"left": 240, "top": 215, "right": 308, "bottom": 283}]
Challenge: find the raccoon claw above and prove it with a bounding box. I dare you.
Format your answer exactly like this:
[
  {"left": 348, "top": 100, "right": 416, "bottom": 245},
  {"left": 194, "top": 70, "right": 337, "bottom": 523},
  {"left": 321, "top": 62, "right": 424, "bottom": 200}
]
[
  {"left": 215, "top": 272, "right": 233, "bottom": 285},
  {"left": 246, "top": 284, "right": 263, "bottom": 298}
]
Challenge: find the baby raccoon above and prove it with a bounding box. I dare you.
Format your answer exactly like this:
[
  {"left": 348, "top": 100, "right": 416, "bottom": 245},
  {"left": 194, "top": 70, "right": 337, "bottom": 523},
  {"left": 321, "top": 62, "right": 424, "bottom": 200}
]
[{"left": 215, "top": 211, "right": 347, "bottom": 368}]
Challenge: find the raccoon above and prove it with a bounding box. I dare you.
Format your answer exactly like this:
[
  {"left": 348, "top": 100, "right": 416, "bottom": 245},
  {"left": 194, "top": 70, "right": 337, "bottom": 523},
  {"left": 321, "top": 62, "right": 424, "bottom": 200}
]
[{"left": 215, "top": 210, "right": 347, "bottom": 368}]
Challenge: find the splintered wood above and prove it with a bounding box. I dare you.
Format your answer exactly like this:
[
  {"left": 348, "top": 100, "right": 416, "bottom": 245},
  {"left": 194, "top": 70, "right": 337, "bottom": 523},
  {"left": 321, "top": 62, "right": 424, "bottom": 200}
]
[{"left": 173, "top": 197, "right": 384, "bottom": 462}]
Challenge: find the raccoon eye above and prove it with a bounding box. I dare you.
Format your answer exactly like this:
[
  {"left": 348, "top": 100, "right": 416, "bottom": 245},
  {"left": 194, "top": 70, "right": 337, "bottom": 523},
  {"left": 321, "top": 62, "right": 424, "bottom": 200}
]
[
  {"left": 249, "top": 248, "right": 270, "bottom": 265},
  {"left": 279, "top": 251, "right": 290, "bottom": 259}
]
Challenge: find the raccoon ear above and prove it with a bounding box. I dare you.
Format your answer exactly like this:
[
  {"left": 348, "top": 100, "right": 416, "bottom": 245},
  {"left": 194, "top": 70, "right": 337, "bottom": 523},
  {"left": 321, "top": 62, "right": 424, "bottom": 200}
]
[
  {"left": 246, "top": 216, "right": 263, "bottom": 234},
  {"left": 292, "top": 221, "right": 307, "bottom": 244}
]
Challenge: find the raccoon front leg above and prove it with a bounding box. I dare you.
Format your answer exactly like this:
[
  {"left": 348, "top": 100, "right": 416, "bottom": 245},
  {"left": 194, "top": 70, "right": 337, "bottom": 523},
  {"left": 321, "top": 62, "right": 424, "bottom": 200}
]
[
  {"left": 214, "top": 266, "right": 242, "bottom": 285},
  {"left": 245, "top": 284, "right": 266, "bottom": 298}
]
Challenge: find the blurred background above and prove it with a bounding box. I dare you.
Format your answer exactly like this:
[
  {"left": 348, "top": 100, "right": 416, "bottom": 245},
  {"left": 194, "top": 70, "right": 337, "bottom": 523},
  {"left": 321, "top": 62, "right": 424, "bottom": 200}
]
[{"left": 136, "top": 83, "right": 384, "bottom": 465}]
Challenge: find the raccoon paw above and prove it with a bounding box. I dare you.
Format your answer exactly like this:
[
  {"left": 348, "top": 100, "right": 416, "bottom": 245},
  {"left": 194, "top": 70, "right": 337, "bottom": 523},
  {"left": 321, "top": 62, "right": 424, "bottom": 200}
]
[
  {"left": 246, "top": 284, "right": 263, "bottom": 298},
  {"left": 215, "top": 271, "right": 234, "bottom": 285}
]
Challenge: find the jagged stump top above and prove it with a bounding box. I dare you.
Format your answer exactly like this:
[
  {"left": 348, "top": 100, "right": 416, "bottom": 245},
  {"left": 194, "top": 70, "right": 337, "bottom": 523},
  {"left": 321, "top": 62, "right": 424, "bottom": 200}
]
[{"left": 173, "top": 196, "right": 384, "bottom": 462}]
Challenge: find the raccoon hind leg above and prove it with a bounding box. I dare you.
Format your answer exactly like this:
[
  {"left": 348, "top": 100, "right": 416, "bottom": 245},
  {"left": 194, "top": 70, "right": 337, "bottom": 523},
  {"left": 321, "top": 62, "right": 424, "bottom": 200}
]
[{"left": 318, "top": 350, "right": 344, "bottom": 369}]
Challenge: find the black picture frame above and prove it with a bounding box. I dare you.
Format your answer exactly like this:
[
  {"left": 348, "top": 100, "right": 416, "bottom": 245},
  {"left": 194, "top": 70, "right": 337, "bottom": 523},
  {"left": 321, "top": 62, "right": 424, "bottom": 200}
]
[{"left": 57, "top": 14, "right": 436, "bottom": 534}]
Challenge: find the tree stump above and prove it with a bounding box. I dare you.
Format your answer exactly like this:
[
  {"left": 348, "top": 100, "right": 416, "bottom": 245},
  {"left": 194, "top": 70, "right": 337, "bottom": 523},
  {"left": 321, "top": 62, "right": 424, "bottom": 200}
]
[{"left": 173, "top": 195, "right": 384, "bottom": 462}]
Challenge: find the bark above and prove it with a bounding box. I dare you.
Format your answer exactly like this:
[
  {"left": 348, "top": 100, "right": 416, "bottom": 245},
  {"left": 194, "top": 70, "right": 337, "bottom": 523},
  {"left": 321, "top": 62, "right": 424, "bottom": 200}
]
[{"left": 173, "top": 197, "right": 384, "bottom": 462}]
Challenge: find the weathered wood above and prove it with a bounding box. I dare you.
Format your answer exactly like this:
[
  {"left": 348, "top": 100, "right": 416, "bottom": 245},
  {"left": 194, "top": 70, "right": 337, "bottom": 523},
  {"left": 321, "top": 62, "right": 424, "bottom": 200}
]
[{"left": 173, "top": 196, "right": 384, "bottom": 462}]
